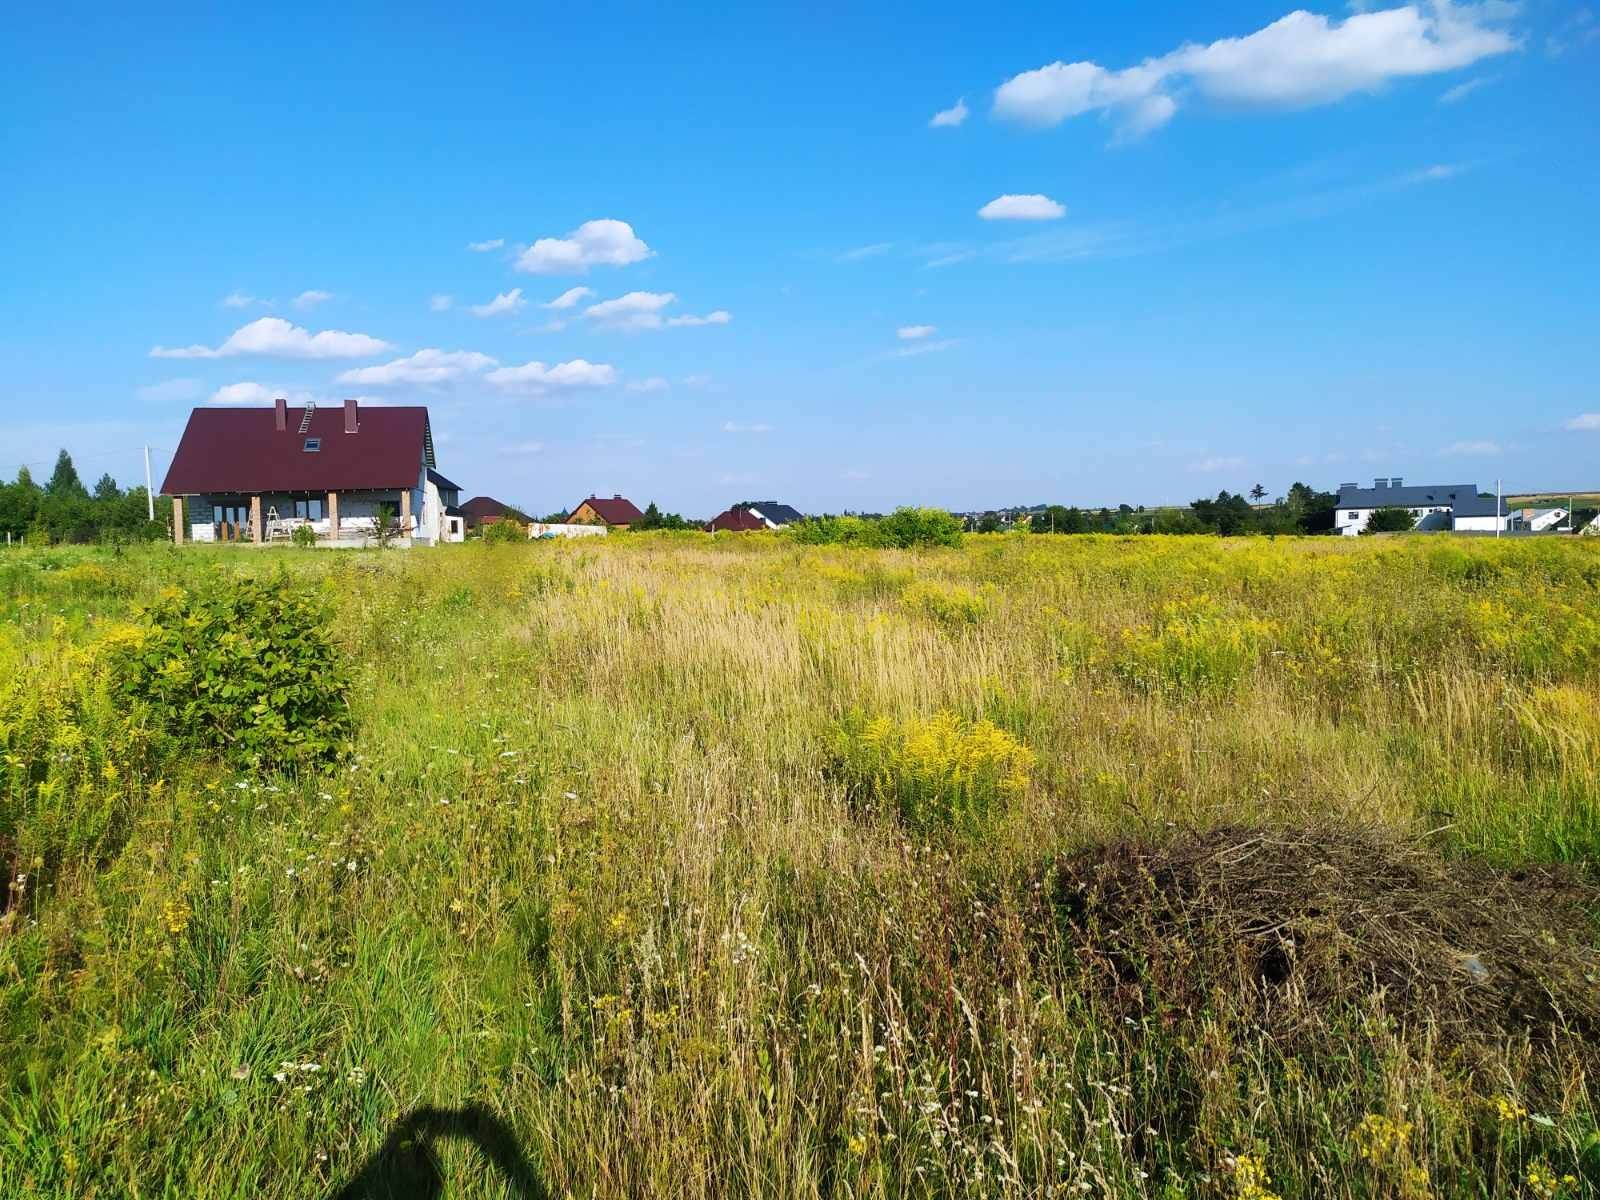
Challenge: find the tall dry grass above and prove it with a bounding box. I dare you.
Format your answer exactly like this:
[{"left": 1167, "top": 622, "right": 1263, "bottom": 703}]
[{"left": 1, "top": 533, "right": 1598, "bottom": 1197}]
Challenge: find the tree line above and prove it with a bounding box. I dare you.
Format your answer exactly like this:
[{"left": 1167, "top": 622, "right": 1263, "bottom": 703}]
[
  {"left": 971, "top": 483, "right": 1340, "bottom": 536},
  {"left": 0, "top": 451, "right": 166, "bottom": 544}
]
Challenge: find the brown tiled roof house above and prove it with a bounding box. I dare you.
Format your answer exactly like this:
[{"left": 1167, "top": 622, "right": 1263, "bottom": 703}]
[
  {"left": 160, "top": 398, "right": 462, "bottom": 545},
  {"left": 567, "top": 494, "right": 644, "bottom": 529}
]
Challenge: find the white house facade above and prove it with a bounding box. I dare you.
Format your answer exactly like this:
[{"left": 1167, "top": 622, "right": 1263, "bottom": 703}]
[{"left": 1334, "top": 478, "right": 1510, "bottom": 535}]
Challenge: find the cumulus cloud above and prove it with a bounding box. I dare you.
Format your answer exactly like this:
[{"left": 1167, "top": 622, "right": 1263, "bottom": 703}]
[
  {"left": 208, "top": 382, "right": 315, "bottom": 406},
  {"left": 929, "top": 97, "right": 969, "bottom": 127},
  {"left": 221, "top": 291, "right": 259, "bottom": 309},
  {"left": 430, "top": 294, "right": 454, "bottom": 312},
  {"left": 151, "top": 317, "right": 392, "bottom": 360},
  {"left": 993, "top": 1, "right": 1518, "bottom": 137},
  {"left": 582, "top": 291, "right": 732, "bottom": 332},
  {"left": 1439, "top": 438, "right": 1501, "bottom": 456},
  {"left": 336, "top": 349, "right": 498, "bottom": 386},
  {"left": 897, "top": 324, "right": 937, "bottom": 340},
  {"left": 1562, "top": 413, "right": 1600, "bottom": 432},
  {"left": 515, "top": 219, "right": 652, "bottom": 275},
  {"left": 136, "top": 377, "right": 206, "bottom": 402},
  {"left": 467, "top": 238, "right": 505, "bottom": 252},
  {"left": 484, "top": 358, "right": 617, "bottom": 390},
  {"left": 293, "top": 289, "right": 332, "bottom": 309},
  {"left": 469, "top": 288, "right": 527, "bottom": 318},
  {"left": 665, "top": 310, "right": 732, "bottom": 327},
  {"left": 543, "top": 286, "right": 595, "bottom": 309},
  {"left": 978, "top": 194, "right": 1067, "bottom": 220},
  {"left": 626, "top": 377, "right": 671, "bottom": 393}
]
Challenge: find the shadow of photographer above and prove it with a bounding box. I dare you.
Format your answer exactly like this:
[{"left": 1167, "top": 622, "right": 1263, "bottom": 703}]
[{"left": 330, "top": 1104, "right": 547, "bottom": 1200}]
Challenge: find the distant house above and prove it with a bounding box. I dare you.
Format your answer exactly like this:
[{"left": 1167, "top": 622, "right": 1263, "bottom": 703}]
[
  {"left": 458, "top": 496, "right": 520, "bottom": 530},
  {"left": 160, "top": 398, "right": 458, "bottom": 545},
  {"left": 427, "top": 470, "right": 466, "bottom": 543},
  {"left": 706, "top": 501, "right": 805, "bottom": 532},
  {"left": 1333, "top": 478, "right": 1509, "bottom": 535},
  {"left": 568, "top": 494, "right": 644, "bottom": 529},
  {"left": 1514, "top": 507, "right": 1569, "bottom": 532}
]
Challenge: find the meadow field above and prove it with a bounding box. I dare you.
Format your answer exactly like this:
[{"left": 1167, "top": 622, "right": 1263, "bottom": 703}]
[{"left": 2, "top": 533, "right": 1598, "bottom": 1198}]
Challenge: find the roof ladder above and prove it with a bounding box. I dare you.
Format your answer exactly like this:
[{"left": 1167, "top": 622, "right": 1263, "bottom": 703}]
[{"left": 298, "top": 401, "right": 316, "bottom": 434}]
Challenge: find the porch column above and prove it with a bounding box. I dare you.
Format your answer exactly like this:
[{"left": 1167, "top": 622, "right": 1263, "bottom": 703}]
[
  {"left": 327, "top": 491, "right": 339, "bottom": 541},
  {"left": 250, "top": 495, "right": 263, "bottom": 545},
  {"left": 399, "top": 488, "right": 412, "bottom": 534},
  {"left": 172, "top": 496, "right": 184, "bottom": 545}
]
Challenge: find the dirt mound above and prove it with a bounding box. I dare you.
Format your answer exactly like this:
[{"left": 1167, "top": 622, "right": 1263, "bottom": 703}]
[{"left": 1054, "top": 826, "right": 1600, "bottom": 1062}]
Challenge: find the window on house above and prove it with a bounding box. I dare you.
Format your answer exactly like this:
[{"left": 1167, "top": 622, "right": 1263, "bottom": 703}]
[
  {"left": 293, "top": 499, "right": 323, "bottom": 520},
  {"left": 303, "top": 437, "right": 321, "bottom": 452}
]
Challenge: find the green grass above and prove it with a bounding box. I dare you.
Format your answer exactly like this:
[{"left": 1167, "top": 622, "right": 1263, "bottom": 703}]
[{"left": 2, "top": 534, "right": 1599, "bottom": 1197}]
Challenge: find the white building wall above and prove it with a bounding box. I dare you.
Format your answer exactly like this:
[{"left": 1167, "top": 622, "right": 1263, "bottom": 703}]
[
  {"left": 1335, "top": 506, "right": 1452, "bottom": 536},
  {"left": 1453, "top": 514, "right": 1509, "bottom": 533}
]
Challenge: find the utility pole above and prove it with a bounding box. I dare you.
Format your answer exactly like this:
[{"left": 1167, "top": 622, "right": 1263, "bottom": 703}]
[
  {"left": 1495, "top": 477, "right": 1501, "bottom": 539},
  {"left": 143, "top": 446, "right": 155, "bottom": 521}
]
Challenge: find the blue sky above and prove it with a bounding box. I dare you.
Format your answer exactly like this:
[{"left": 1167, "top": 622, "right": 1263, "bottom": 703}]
[{"left": 4, "top": 1, "right": 1597, "bottom": 515}]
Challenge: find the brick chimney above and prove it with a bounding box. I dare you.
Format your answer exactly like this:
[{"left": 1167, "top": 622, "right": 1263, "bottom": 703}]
[
  {"left": 343, "top": 398, "right": 359, "bottom": 434},
  {"left": 275, "top": 396, "right": 287, "bottom": 432}
]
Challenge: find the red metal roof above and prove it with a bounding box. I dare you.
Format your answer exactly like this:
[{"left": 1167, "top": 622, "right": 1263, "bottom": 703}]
[
  {"left": 707, "top": 506, "right": 767, "bottom": 532},
  {"left": 573, "top": 495, "right": 644, "bottom": 525},
  {"left": 161, "top": 405, "right": 433, "bottom": 495}
]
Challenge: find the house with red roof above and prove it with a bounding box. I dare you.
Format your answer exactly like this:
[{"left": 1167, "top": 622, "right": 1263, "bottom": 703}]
[
  {"left": 160, "top": 398, "right": 463, "bottom": 545},
  {"left": 706, "top": 501, "right": 805, "bottom": 532},
  {"left": 566, "top": 494, "right": 644, "bottom": 530}
]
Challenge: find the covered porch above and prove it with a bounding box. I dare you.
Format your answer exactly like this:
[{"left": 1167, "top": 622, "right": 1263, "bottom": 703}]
[{"left": 173, "top": 488, "right": 418, "bottom": 547}]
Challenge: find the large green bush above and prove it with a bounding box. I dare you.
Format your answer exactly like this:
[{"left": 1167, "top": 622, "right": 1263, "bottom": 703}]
[
  {"left": 109, "top": 573, "right": 352, "bottom": 768},
  {"left": 789, "top": 507, "right": 963, "bottom": 549}
]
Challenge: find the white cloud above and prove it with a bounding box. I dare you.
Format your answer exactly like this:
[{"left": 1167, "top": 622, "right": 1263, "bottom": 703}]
[
  {"left": 1439, "top": 74, "right": 1493, "bottom": 102},
  {"left": 543, "top": 286, "right": 595, "bottom": 309},
  {"left": 293, "top": 289, "right": 332, "bottom": 309},
  {"left": 682, "top": 373, "right": 712, "bottom": 387},
  {"left": 1190, "top": 455, "right": 1246, "bottom": 472},
  {"left": 467, "top": 238, "right": 505, "bottom": 252},
  {"left": 136, "top": 377, "right": 205, "bottom": 402},
  {"left": 221, "top": 291, "right": 259, "bottom": 309},
  {"left": 580, "top": 292, "right": 732, "bottom": 332},
  {"left": 627, "top": 376, "right": 670, "bottom": 393},
  {"left": 1405, "top": 162, "right": 1464, "bottom": 183},
  {"left": 208, "top": 382, "right": 313, "bottom": 406},
  {"left": 430, "top": 294, "right": 454, "bottom": 312},
  {"left": 1439, "top": 438, "right": 1501, "bottom": 456},
  {"left": 484, "top": 358, "right": 617, "bottom": 390},
  {"left": 1562, "top": 413, "right": 1600, "bottom": 432},
  {"left": 151, "top": 317, "right": 392, "bottom": 360},
  {"left": 665, "top": 310, "right": 732, "bottom": 327},
  {"left": 993, "top": 1, "right": 1518, "bottom": 137},
  {"left": 722, "top": 420, "right": 772, "bottom": 433},
  {"left": 469, "top": 288, "right": 527, "bottom": 318},
  {"left": 897, "top": 324, "right": 937, "bottom": 340},
  {"left": 337, "top": 349, "right": 498, "bottom": 386},
  {"left": 978, "top": 194, "right": 1067, "bottom": 220},
  {"left": 515, "top": 219, "right": 652, "bottom": 275},
  {"left": 929, "top": 97, "right": 969, "bottom": 127}
]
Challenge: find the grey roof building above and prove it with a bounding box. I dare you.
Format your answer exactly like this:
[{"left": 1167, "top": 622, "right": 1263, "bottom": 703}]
[{"left": 1334, "top": 477, "right": 1509, "bottom": 535}]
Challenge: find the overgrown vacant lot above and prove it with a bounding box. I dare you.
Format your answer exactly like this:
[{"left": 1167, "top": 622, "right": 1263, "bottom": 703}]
[{"left": 2, "top": 535, "right": 1599, "bottom": 1198}]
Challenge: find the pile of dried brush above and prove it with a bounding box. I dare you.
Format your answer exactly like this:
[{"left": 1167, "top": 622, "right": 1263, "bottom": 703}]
[{"left": 1053, "top": 825, "right": 1600, "bottom": 1066}]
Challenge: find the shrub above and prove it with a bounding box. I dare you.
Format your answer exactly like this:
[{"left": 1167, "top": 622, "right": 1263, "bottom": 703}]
[
  {"left": 1363, "top": 507, "right": 1416, "bottom": 534},
  {"left": 483, "top": 518, "right": 525, "bottom": 544},
  {"left": 830, "top": 710, "right": 1033, "bottom": 832},
  {"left": 789, "top": 507, "right": 963, "bottom": 549},
  {"left": 875, "top": 507, "right": 964, "bottom": 549},
  {"left": 290, "top": 523, "right": 317, "bottom": 548},
  {"left": 107, "top": 573, "right": 351, "bottom": 768},
  {"left": 1112, "top": 595, "right": 1273, "bottom": 696}
]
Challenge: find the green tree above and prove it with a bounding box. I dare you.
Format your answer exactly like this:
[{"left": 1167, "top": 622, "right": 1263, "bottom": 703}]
[
  {"left": 1363, "top": 507, "right": 1416, "bottom": 534},
  {"left": 1250, "top": 483, "right": 1267, "bottom": 503},
  {"left": 93, "top": 472, "right": 122, "bottom": 501},
  {"left": 46, "top": 450, "right": 88, "bottom": 500}
]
